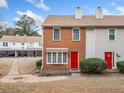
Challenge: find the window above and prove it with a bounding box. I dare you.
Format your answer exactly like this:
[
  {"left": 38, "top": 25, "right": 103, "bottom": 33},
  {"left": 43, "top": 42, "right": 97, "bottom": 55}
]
[
  {"left": 63, "top": 52, "right": 67, "bottom": 63},
  {"left": 39, "top": 42, "right": 42, "bottom": 46},
  {"left": 53, "top": 28, "right": 61, "bottom": 41},
  {"left": 53, "top": 53, "right": 56, "bottom": 63},
  {"left": 109, "top": 29, "right": 116, "bottom": 40},
  {"left": 13, "top": 43, "right": 15, "bottom": 45},
  {"left": 22, "top": 43, "right": 24, "bottom": 45},
  {"left": 3, "top": 42, "right": 8, "bottom": 47},
  {"left": 48, "top": 53, "right": 51, "bottom": 63},
  {"left": 47, "top": 52, "right": 68, "bottom": 64},
  {"left": 58, "top": 52, "right": 62, "bottom": 63},
  {"left": 72, "top": 28, "right": 80, "bottom": 41}
]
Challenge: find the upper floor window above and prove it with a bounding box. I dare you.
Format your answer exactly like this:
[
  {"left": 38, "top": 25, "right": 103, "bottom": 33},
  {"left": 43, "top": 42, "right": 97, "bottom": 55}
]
[
  {"left": 53, "top": 28, "right": 61, "bottom": 41},
  {"left": 22, "top": 43, "right": 24, "bottom": 45},
  {"left": 39, "top": 42, "right": 42, "bottom": 46},
  {"left": 13, "top": 43, "right": 15, "bottom": 45},
  {"left": 72, "top": 28, "right": 80, "bottom": 41},
  {"left": 3, "top": 42, "right": 8, "bottom": 47},
  {"left": 108, "top": 28, "right": 116, "bottom": 40}
]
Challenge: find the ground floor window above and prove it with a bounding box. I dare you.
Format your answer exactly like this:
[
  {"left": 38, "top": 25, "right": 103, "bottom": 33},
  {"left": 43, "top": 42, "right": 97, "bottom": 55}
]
[{"left": 47, "top": 52, "right": 68, "bottom": 64}]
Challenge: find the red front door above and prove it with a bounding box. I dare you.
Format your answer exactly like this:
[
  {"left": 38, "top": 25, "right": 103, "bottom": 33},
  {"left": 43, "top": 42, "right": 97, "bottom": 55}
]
[
  {"left": 105, "top": 52, "right": 112, "bottom": 69},
  {"left": 71, "top": 52, "right": 78, "bottom": 69}
]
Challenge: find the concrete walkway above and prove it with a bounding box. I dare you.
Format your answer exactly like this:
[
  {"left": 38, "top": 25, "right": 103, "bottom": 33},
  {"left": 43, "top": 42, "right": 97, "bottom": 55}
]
[
  {"left": 8, "top": 61, "right": 19, "bottom": 75},
  {"left": 0, "top": 74, "right": 68, "bottom": 83},
  {"left": 0, "top": 61, "right": 68, "bottom": 83}
]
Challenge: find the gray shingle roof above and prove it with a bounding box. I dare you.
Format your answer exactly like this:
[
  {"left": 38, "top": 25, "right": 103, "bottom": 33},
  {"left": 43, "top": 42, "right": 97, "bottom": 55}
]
[{"left": 43, "top": 15, "right": 124, "bottom": 27}]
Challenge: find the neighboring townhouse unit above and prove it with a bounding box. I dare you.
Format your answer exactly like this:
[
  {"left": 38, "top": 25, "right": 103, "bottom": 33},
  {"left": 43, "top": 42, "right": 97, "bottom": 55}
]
[
  {"left": 43, "top": 7, "right": 124, "bottom": 71},
  {"left": 0, "top": 35, "right": 42, "bottom": 57}
]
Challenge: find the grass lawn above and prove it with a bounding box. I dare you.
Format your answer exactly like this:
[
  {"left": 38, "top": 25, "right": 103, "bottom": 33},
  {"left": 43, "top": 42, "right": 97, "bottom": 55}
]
[
  {"left": 0, "top": 61, "right": 12, "bottom": 78},
  {"left": 0, "top": 77, "right": 124, "bottom": 93},
  {"left": 18, "top": 58, "right": 40, "bottom": 74}
]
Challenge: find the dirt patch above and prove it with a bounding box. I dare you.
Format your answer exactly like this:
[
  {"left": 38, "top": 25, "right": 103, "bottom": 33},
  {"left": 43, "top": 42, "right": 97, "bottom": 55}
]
[{"left": 0, "top": 61, "right": 12, "bottom": 78}]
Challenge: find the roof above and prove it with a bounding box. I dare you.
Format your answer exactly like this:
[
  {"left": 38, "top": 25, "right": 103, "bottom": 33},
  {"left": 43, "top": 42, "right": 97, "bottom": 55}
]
[
  {"left": 0, "top": 35, "right": 42, "bottom": 42},
  {"left": 43, "top": 15, "right": 124, "bottom": 27}
]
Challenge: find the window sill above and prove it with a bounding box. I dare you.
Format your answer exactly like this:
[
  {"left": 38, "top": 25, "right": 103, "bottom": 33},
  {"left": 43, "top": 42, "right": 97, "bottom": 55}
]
[
  {"left": 108, "top": 40, "right": 116, "bottom": 42},
  {"left": 72, "top": 40, "right": 80, "bottom": 42},
  {"left": 53, "top": 40, "right": 61, "bottom": 42}
]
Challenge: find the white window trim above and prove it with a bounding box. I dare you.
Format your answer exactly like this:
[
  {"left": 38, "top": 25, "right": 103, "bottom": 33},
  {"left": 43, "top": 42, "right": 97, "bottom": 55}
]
[
  {"left": 108, "top": 28, "right": 116, "bottom": 41},
  {"left": 72, "top": 27, "right": 80, "bottom": 41},
  {"left": 46, "top": 48, "right": 68, "bottom": 52},
  {"left": 46, "top": 52, "right": 68, "bottom": 64},
  {"left": 53, "top": 27, "right": 61, "bottom": 41}
]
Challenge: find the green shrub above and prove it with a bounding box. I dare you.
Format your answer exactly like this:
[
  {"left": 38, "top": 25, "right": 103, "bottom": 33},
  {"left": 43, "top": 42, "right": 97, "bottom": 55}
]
[
  {"left": 117, "top": 61, "right": 124, "bottom": 72},
  {"left": 36, "top": 59, "right": 42, "bottom": 69},
  {"left": 80, "top": 58, "right": 107, "bottom": 73}
]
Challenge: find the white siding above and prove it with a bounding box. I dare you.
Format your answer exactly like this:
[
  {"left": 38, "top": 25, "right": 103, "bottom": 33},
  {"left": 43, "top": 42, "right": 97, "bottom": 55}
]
[
  {"left": 95, "top": 28, "right": 124, "bottom": 69},
  {"left": 95, "top": 28, "right": 124, "bottom": 61},
  {"left": 0, "top": 41, "right": 42, "bottom": 50},
  {"left": 86, "top": 27, "right": 124, "bottom": 69},
  {"left": 86, "top": 28, "right": 95, "bottom": 58}
]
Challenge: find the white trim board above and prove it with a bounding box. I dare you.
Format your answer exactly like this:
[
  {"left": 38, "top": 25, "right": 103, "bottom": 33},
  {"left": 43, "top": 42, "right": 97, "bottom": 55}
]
[
  {"left": 86, "top": 28, "right": 95, "bottom": 58},
  {"left": 46, "top": 48, "right": 68, "bottom": 52}
]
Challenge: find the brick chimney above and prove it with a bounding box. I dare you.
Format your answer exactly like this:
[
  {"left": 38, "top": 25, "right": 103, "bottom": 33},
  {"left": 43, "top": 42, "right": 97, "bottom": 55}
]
[
  {"left": 95, "top": 7, "right": 103, "bottom": 19},
  {"left": 75, "top": 7, "right": 82, "bottom": 19}
]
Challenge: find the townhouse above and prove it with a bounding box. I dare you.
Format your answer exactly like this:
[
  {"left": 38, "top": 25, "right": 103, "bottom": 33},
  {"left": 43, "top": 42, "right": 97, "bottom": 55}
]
[
  {"left": 43, "top": 7, "right": 124, "bottom": 71},
  {"left": 0, "top": 35, "right": 42, "bottom": 57}
]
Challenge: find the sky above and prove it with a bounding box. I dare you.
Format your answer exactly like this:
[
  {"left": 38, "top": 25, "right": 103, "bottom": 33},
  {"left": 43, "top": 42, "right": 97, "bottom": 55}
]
[{"left": 0, "top": 0, "right": 124, "bottom": 34}]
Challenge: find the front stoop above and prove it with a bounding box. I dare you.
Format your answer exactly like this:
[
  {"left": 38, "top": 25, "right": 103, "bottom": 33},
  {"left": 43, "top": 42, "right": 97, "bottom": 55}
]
[
  {"left": 105, "top": 69, "right": 119, "bottom": 73},
  {"left": 71, "top": 70, "right": 80, "bottom": 73}
]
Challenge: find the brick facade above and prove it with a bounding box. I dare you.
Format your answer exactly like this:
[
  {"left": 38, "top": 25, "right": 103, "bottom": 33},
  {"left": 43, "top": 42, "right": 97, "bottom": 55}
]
[{"left": 43, "top": 27, "right": 86, "bottom": 70}]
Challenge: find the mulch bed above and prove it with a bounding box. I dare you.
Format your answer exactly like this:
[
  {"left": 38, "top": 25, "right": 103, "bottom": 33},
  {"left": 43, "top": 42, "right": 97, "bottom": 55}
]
[{"left": 32, "top": 70, "right": 71, "bottom": 77}]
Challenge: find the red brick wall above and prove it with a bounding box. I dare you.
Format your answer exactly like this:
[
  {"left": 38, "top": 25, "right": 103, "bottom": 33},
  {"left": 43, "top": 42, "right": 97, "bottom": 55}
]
[{"left": 43, "top": 27, "right": 86, "bottom": 70}]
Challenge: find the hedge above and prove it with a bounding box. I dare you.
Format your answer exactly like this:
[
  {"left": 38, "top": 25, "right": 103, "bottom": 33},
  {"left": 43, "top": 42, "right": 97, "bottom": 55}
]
[
  {"left": 36, "top": 59, "right": 42, "bottom": 69},
  {"left": 117, "top": 61, "right": 124, "bottom": 72},
  {"left": 80, "top": 58, "right": 107, "bottom": 73}
]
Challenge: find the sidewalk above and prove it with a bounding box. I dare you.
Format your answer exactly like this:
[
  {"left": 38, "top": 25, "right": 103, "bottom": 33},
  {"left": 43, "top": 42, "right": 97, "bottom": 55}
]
[
  {"left": 0, "top": 74, "right": 67, "bottom": 83},
  {"left": 8, "top": 61, "right": 19, "bottom": 75}
]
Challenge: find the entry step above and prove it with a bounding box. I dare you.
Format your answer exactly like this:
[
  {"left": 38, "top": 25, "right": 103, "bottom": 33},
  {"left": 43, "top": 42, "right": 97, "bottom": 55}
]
[
  {"left": 105, "top": 69, "right": 119, "bottom": 73},
  {"left": 71, "top": 70, "right": 80, "bottom": 73}
]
